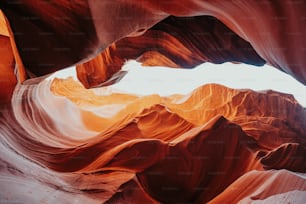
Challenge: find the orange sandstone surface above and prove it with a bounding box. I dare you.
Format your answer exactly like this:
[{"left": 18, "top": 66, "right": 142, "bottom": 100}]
[
  {"left": 0, "top": 77, "right": 304, "bottom": 203},
  {"left": 0, "top": 1, "right": 306, "bottom": 203}
]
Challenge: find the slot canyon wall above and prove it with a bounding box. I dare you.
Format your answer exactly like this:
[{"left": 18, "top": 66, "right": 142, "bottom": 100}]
[{"left": 0, "top": 1, "right": 306, "bottom": 203}]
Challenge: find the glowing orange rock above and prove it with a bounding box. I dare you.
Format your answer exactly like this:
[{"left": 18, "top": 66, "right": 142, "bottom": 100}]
[
  {"left": 1, "top": 78, "right": 304, "bottom": 203},
  {"left": 0, "top": 10, "right": 25, "bottom": 105},
  {"left": 1, "top": 1, "right": 306, "bottom": 203}
]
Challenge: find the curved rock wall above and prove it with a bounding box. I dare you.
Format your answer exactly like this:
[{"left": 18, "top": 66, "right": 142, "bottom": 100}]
[
  {"left": 1, "top": 1, "right": 306, "bottom": 85},
  {"left": 0, "top": 1, "right": 306, "bottom": 203},
  {"left": 0, "top": 78, "right": 304, "bottom": 203}
]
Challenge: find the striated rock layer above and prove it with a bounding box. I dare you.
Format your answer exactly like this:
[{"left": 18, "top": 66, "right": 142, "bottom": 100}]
[
  {"left": 0, "top": 77, "right": 305, "bottom": 203},
  {"left": 76, "top": 16, "right": 266, "bottom": 88},
  {"left": 1, "top": 1, "right": 306, "bottom": 203},
  {"left": 1, "top": 1, "right": 306, "bottom": 87}
]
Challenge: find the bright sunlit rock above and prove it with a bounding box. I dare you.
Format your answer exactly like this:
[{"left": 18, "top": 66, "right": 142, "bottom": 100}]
[{"left": 47, "top": 60, "right": 306, "bottom": 107}]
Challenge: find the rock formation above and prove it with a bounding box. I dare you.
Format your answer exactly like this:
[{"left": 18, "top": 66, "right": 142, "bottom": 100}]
[
  {"left": 0, "top": 77, "right": 305, "bottom": 203},
  {"left": 0, "top": 0, "right": 306, "bottom": 203},
  {"left": 76, "top": 16, "right": 266, "bottom": 88},
  {"left": 1, "top": 1, "right": 306, "bottom": 86}
]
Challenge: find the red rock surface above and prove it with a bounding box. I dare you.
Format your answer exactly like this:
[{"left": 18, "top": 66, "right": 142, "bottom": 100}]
[
  {"left": 0, "top": 1, "right": 306, "bottom": 203},
  {"left": 76, "top": 16, "right": 266, "bottom": 88},
  {"left": 1, "top": 1, "right": 306, "bottom": 86},
  {"left": 0, "top": 78, "right": 305, "bottom": 203},
  {"left": 209, "top": 170, "right": 306, "bottom": 203}
]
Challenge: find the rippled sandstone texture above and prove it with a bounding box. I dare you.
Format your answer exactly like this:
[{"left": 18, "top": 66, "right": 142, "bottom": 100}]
[
  {"left": 1, "top": 0, "right": 306, "bottom": 87},
  {"left": 0, "top": 78, "right": 305, "bottom": 203},
  {"left": 0, "top": 0, "right": 306, "bottom": 203}
]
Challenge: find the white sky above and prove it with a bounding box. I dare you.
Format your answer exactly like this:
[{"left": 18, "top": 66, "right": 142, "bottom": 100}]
[{"left": 47, "top": 60, "right": 306, "bottom": 107}]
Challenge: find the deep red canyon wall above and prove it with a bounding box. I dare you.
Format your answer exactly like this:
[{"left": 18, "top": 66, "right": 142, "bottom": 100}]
[
  {"left": 0, "top": 1, "right": 306, "bottom": 203},
  {"left": 1, "top": 0, "right": 306, "bottom": 86},
  {"left": 77, "top": 16, "right": 266, "bottom": 88}
]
